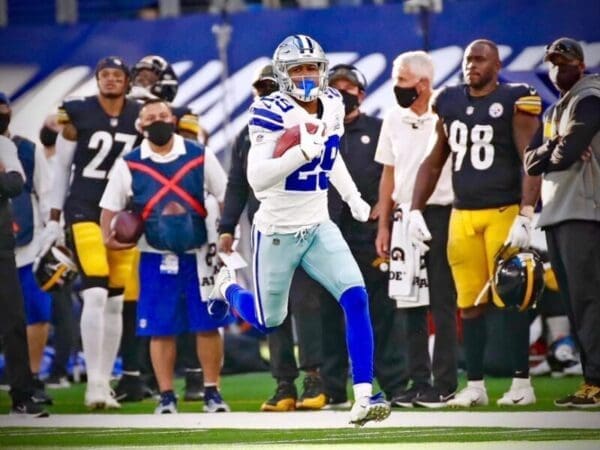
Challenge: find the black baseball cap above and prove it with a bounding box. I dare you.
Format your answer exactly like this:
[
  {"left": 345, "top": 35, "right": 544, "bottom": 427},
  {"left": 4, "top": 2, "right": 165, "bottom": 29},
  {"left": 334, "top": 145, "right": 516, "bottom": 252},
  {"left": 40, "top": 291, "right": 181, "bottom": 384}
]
[
  {"left": 252, "top": 64, "right": 277, "bottom": 88},
  {"left": 328, "top": 64, "right": 368, "bottom": 91},
  {"left": 544, "top": 38, "right": 584, "bottom": 62}
]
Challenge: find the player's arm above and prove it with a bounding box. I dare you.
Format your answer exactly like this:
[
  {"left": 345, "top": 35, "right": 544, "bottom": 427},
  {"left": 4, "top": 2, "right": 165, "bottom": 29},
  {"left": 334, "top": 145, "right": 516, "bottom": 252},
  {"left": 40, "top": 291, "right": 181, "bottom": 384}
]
[
  {"left": 99, "top": 158, "right": 135, "bottom": 250},
  {"left": 375, "top": 165, "right": 395, "bottom": 258},
  {"left": 33, "top": 146, "right": 54, "bottom": 223},
  {"left": 513, "top": 99, "right": 542, "bottom": 212},
  {"left": 246, "top": 128, "right": 310, "bottom": 193},
  {"left": 525, "top": 96, "right": 600, "bottom": 175},
  {"left": 48, "top": 120, "right": 77, "bottom": 222},
  {"left": 0, "top": 137, "right": 25, "bottom": 199},
  {"left": 329, "top": 151, "right": 371, "bottom": 222},
  {"left": 411, "top": 117, "right": 450, "bottom": 211},
  {"left": 203, "top": 146, "right": 227, "bottom": 204}
]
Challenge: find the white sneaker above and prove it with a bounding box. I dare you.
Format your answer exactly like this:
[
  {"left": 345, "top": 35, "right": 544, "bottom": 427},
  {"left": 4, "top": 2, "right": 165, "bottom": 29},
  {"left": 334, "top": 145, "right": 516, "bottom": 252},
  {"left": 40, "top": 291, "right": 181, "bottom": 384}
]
[
  {"left": 85, "top": 381, "right": 107, "bottom": 409},
  {"left": 447, "top": 383, "right": 489, "bottom": 407},
  {"left": 349, "top": 392, "right": 391, "bottom": 427},
  {"left": 103, "top": 384, "right": 121, "bottom": 409},
  {"left": 497, "top": 378, "right": 536, "bottom": 406},
  {"left": 208, "top": 266, "right": 235, "bottom": 301}
]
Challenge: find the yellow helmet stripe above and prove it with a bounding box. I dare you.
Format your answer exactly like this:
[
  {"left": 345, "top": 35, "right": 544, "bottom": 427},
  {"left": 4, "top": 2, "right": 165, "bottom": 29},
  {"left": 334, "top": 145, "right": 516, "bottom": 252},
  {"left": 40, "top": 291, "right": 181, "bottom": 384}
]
[
  {"left": 41, "top": 265, "right": 67, "bottom": 292},
  {"left": 520, "top": 258, "right": 535, "bottom": 312}
]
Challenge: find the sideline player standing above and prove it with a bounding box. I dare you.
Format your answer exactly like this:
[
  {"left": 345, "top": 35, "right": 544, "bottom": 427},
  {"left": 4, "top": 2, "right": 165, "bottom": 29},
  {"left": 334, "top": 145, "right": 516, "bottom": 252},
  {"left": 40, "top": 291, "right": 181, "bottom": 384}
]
[
  {"left": 410, "top": 40, "right": 542, "bottom": 407},
  {"left": 41, "top": 56, "right": 142, "bottom": 408},
  {"left": 209, "top": 34, "right": 391, "bottom": 426}
]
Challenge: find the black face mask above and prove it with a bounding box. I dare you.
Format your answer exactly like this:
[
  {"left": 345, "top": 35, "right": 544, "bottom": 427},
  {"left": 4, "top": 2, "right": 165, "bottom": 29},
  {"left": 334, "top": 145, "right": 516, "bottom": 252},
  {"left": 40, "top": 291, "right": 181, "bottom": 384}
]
[
  {"left": 339, "top": 90, "right": 360, "bottom": 116},
  {"left": 394, "top": 85, "right": 419, "bottom": 108},
  {"left": 39, "top": 125, "right": 58, "bottom": 147},
  {"left": 549, "top": 64, "right": 581, "bottom": 92},
  {"left": 0, "top": 113, "right": 10, "bottom": 135},
  {"left": 143, "top": 121, "right": 175, "bottom": 146}
]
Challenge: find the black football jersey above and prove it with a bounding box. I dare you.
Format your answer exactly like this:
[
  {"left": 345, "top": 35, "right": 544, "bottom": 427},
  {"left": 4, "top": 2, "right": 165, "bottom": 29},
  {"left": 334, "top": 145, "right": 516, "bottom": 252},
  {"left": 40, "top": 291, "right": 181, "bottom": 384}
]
[
  {"left": 434, "top": 83, "right": 536, "bottom": 209},
  {"left": 58, "top": 96, "right": 142, "bottom": 222}
]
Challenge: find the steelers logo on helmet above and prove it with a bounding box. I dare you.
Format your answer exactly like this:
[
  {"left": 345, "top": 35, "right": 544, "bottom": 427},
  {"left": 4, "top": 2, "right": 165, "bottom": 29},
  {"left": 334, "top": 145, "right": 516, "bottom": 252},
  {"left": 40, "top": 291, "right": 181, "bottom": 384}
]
[
  {"left": 34, "top": 245, "right": 78, "bottom": 292},
  {"left": 95, "top": 56, "right": 130, "bottom": 79},
  {"left": 272, "top": 34, "right": 328, "bottom": 103},
  {"left": 491, "top": 245, "right": 545, "bottom": 312},
  {"left": 131, "top": 55, "right": 179, "bottom": 102}
]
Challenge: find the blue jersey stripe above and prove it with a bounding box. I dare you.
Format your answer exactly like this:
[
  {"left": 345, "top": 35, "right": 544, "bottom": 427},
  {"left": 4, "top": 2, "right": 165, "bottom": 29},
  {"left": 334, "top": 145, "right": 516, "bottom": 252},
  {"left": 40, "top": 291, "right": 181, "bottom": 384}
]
[
  {"left": 252, "top": 107, "right": 283, "bottom": 124},
  {"left": 249, "top": 117, "right": 284, "bottom": 131}
]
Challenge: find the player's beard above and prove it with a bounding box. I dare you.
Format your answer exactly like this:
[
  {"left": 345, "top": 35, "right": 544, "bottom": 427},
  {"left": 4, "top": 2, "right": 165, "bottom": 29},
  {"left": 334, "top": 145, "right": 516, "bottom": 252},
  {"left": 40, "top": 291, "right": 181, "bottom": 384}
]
[{"left": 101, "top": 91, "right": 124, "bottom": 100}]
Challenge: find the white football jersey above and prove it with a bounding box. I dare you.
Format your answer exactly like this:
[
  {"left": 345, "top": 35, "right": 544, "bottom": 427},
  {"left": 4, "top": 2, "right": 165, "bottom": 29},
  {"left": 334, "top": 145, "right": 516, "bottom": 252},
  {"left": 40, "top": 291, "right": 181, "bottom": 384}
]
[{"left": 248, "top": 89, "right": 345, "bottom": 233}]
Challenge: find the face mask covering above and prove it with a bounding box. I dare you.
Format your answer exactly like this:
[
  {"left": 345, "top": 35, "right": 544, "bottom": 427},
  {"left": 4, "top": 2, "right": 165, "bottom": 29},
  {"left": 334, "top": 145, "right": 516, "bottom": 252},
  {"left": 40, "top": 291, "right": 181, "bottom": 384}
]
[
  {"left": 39, "top": 125, "right": 58, "bottom": 147},
  {"left": 548, "top": 64, "right": 581, "bottom": 92},
  {"left": 394, "top": 85, "right": 419, "bottom": 108},
  {"left": 340, "top": 90, "right": 360, "bottom": 116},
  {"left": 143, "top": 121, "right": 175, "bottom": 146},
  {"left": 0, "top": 113, "right": 10, "bottom": 135}
]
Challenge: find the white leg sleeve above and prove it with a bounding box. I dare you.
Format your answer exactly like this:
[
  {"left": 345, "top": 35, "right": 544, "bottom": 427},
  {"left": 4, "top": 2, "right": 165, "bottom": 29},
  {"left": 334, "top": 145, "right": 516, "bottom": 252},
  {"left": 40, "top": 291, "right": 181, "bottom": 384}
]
[
  {"left": 80, "top": 287, "right": 108, "bottom": 384},
  {"left": 101, "top": 295, "right": 124, "bottom": 381}
]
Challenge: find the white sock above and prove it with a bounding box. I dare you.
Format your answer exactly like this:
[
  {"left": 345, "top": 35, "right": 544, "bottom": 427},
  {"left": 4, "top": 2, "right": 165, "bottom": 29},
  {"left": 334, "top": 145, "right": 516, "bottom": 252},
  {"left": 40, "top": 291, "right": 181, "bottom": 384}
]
[
  {"left": 101, "top": 294, "right": 124, "bottom": 382},
  {"left": 511, "top": 377, "right": 532, "bottom": 389},
  {"left": 546, "top": 316, "right": 570, "bottom": 344},
  {"left": 467, "top": 380, "right": 485, "bottom": 390},
  {"left": 80, "top": 287, "right": 108, "bottom": 384},
  {"left": 352, "top": 383, "right": 372, "bottom": 400}
]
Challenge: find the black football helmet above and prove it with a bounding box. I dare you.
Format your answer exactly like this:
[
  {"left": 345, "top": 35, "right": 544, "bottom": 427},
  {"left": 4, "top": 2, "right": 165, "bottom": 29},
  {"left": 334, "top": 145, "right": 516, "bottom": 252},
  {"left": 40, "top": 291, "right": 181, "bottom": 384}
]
[
  {"left": 34, "top": 245, "right": 78, "bottom": 292},
  {"left": 491, "top": 245, "right": 545, "bottom": 312},
  {"left": 130, "top": 55, "right": 178, "bottom": 102}
]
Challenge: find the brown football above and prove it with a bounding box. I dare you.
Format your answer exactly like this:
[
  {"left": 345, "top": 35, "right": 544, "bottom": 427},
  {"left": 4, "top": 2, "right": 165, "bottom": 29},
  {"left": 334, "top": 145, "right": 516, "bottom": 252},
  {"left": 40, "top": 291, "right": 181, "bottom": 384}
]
[
  {"left": 273, "top": 123, "right": 319, "bottom": 158},
  {"left": 111, "top": 210, "right": 144, "bottom": 244}
]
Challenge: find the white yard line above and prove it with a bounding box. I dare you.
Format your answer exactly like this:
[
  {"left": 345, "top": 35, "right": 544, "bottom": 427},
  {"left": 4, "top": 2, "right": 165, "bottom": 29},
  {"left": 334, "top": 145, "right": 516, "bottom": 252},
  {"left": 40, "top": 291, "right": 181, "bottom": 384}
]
[{"left": 1, "top": 411, "right": 599, "bottom": 429}]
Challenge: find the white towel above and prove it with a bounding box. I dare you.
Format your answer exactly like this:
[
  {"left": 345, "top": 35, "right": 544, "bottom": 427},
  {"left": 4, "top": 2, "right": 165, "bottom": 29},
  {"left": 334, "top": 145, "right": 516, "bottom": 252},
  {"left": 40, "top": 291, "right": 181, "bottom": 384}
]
[
  {"left": 196, "top": 193, "right": 221, "bottom": 302},
  {"left": 388, "top": 204, "right": 430, "bottom": 308}
]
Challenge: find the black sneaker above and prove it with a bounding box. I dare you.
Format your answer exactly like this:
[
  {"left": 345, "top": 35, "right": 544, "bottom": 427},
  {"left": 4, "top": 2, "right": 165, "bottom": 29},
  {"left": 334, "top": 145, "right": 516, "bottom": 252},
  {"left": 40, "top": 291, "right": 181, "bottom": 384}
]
[
  {"left": 184, "top": 370, "right": 204, "bottom": 401},
  {"left": 413, "top": 386, "right": 456, "bottom": 408},
  {"left": 10, "top": 399, "right": 49, "bottom": 418},
  {"left": 114, "top": 373, "right": 145, "bottom": 402},
  {"left": 31, "top": 377, "right": 53, "bottom": 405},
  {"left": 390, "top": 383, "right": 429, "bottom": 408},
  {"left": 296, "top": 373, "right": 326, "bottom": 410},
  {"left": 261, "top": 381, "right": 297, "bottom": 412}
]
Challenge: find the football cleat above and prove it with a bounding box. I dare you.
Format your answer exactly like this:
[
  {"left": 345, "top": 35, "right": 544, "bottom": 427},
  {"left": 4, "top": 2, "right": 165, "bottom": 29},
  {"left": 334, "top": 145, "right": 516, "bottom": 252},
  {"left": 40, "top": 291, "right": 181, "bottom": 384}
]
[
  {"left": 84, "top": 381, "right": 107, "bottom": 409},
  {"left": 296, "top": 374, "right": 326, "bottom": 410},
  {"left": 497, "top": 378, "right": 536, "bottom": 406},
  {"left": 447, "top": 383, "right": 489, "bottom": 407},
  {"left": 349, "top": 392, "right": 391, "bottom": 427},
  {"left": 114, "top": 373, "right": 145, "bottom": 402},
  {"left": 261, "top": 381, "right": 297, "bottom": 412},
  {"left": 570, "top": 383, "right": 600, "bottom": 409}
]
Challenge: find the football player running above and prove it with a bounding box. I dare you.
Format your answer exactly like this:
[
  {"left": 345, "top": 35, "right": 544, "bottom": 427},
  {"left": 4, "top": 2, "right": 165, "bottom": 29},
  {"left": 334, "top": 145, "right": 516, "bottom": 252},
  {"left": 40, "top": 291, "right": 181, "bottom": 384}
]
[
  {"left": 209, "top": 34, "right": 391, "bottom": 426},
  {"left": 40, "top": 56, "right": 142, "bottom": 409},
  {"left": 410, "top": 39, "right": 542, "bottom": 407}
]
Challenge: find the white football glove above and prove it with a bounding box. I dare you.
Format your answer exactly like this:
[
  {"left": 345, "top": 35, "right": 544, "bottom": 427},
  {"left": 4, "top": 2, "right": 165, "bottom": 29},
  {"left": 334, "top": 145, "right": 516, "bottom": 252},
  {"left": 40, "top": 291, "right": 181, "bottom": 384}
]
[
  {"left": 348, "top": 195, "right": 371, "bottom": 222},
  {"left": 37, "top": 220, "right": 64, "bottom": 258},
  {"left": 299, "top": 121, "right": 326, "bottom": 161},
  {"left": 408, "top": 209, "right": 432, "bottom": 252},
  {"left": 506, "top": 214, "right": 532, "bottom": 248}
]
